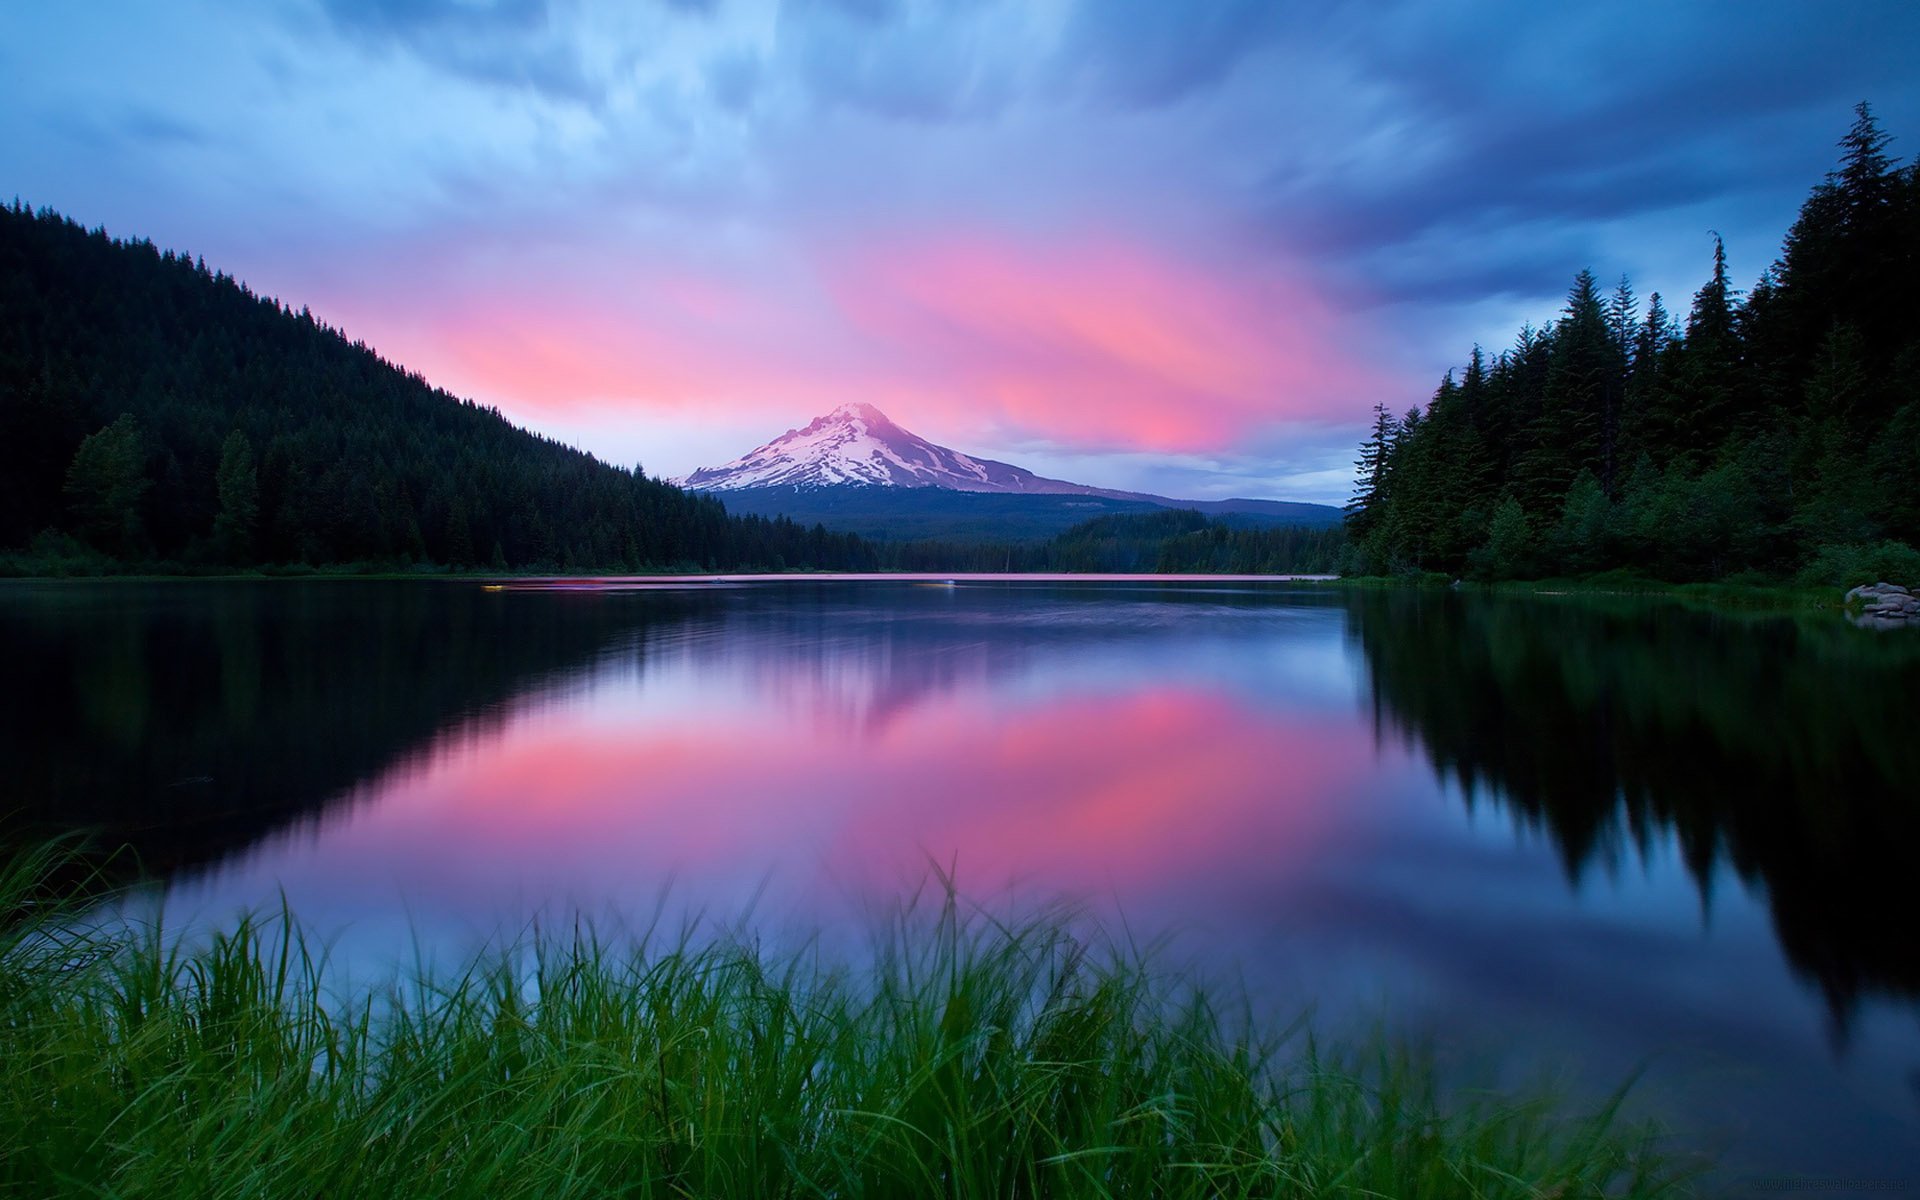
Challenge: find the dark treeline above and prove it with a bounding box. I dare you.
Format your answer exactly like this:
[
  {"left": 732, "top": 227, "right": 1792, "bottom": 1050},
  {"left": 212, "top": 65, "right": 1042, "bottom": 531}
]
[
  {"left": 1347, "top": 105, "right": 1920, "bottom": 586},
  {"left": 876, "top": 510, "right": 1345, "bottom": 573},
  {"left": 0, "top": 202, "right": 873, "bottom": 574},
  {"left": 1349, "top": 588, "right": 1920, "bottom": 1025}
]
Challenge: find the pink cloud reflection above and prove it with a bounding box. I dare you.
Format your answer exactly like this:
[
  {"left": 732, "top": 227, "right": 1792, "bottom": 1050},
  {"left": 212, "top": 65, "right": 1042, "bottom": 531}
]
[{"left": 308, "top": 683, "right": 1374, "bottom": 918}]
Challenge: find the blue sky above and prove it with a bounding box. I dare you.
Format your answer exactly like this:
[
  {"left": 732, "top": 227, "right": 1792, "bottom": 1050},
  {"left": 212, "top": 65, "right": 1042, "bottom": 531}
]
[{"left": 4, "top": 1, "right": 1916, "bottom": 502}]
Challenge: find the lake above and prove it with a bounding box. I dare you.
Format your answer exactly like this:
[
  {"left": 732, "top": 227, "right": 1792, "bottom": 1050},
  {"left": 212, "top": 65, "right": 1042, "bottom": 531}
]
[{"left": 4, "top": 577, "right": 1917, "bottom": 1186}]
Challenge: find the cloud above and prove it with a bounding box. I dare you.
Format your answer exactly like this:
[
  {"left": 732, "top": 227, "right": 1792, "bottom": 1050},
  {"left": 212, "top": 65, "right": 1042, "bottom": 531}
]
[
  {"left": 1050, "top": 0, "right": 1296, "bottom": 108},
  {"left": 316, "top": 0, "right": 603, "bottom": 102},
  {"left": 1248, "top": 3, "right": 1920, "bottom": 307},
  {"left": 777, "top": 0, "right": 1047, "bottom": 124},
  {"left": 821, "top": 230, "right": 1382, "bottom": 453},
  {"left": 7, "top": 0, "right": 1920, "bottom": 502},
  {"left": 319, "top": 0, "right": 550, "bottom": 35},
  {"left": 703, "top": 48, "right": 762, "bottom": 112},
  {"left": 116, "top": 108, "right": 209, "bottom": 147}
]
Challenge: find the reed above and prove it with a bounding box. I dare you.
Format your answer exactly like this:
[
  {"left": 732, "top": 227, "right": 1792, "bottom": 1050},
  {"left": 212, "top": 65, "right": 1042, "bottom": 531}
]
[{"left": 0, "top": 852, "right": 1690, "bottom": 1197}]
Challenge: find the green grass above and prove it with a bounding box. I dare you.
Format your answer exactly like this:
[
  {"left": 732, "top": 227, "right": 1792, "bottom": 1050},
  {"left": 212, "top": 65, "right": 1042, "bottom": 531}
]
[
  {"left": 0, "top": 851, "right": 1692, "bottom": 1198},
  {"left": 1480, "top": 572, "right": 1838, "bottom": 614},
  {"left": 1318, "top": 570, "right": 1841, "bottom": 614}
]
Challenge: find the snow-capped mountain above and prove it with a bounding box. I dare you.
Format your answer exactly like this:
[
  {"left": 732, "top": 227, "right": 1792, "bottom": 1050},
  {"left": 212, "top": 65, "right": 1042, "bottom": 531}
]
[
  {"left": 673, "top": 403, "right": 1347, "bottom": 538},
  {"left": 674, "top": 403, "right": 1110, "bottom": 495}
]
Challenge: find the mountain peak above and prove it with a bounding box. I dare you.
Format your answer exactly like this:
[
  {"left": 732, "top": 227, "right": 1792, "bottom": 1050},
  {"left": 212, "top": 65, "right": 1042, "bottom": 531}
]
[
  {"left": 676, "top": 405, "right": 1083, "bottom": 494},
  {"left": 825, "top": 401, "right": 890, "bottom": 425},
  {"left": 674, "top": 405, "right": 1345, "bottom": 527}
]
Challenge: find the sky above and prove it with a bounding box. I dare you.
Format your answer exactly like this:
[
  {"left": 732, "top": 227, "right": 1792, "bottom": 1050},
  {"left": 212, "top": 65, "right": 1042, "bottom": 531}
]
[{"left": 4, "top": 2, "right": 1918, "bottom": 504}]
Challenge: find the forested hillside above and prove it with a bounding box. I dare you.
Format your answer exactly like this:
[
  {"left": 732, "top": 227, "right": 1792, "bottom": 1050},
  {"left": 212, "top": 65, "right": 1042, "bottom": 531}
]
[
  {"left": 0, "top": 204, "right": 869, "bottom": 573},
  {"left": 1346, "top": 105, "right": 1920, "bottom": 585},
  {"left": 880, "top": 510, "right": 1345, "bottom": 574},
  {"left": 700, "top": 486, "right": 1341, "bottom": 544}
]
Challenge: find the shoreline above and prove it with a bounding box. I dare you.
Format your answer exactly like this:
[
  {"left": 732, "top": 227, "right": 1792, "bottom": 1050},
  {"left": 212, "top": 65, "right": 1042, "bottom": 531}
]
[
  {"left": 0, "top": 566, "right": 1848, "bottom": 601},
  {"left": 0, "top": 848, "right": 1697, "bottom": 1198},
  {"left": 7, "top": 568, "right": 1907, "bottom": 628}
]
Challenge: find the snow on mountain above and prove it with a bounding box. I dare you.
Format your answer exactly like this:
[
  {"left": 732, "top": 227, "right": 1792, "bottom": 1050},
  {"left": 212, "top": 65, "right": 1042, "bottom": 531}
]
[
  {"left": 675, "top": 403, "right": 1110, "bottom": 495},
  {"left": 674, "top": 403, "right": 1348, "bottom": 531}
]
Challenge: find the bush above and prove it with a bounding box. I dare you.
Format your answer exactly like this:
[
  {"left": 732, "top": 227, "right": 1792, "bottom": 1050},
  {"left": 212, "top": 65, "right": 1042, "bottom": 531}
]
[
  {"left": 1550, "top": 471, "right": 1615, "bottom": 575},
  {"left": 1798, "top": 540, "right": 1920, "bottom": 590},
  {"left": 1469, "top": 497, "right": 1534, "bottom": 580},
  {"left": 0, "top": 529, "right": 116, "bottom": 577}
]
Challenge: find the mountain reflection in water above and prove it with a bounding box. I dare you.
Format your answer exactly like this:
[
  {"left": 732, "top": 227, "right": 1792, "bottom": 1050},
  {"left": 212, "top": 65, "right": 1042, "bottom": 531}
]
[{"left": 3, "top": 578, "right": 1917, "bottom": 1179}]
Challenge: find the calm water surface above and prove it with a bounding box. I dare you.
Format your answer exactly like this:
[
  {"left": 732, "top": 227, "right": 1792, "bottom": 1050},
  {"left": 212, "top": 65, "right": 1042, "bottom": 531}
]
[{"left": 4, "top": 578, "right": 1918, "bottom": 1186}]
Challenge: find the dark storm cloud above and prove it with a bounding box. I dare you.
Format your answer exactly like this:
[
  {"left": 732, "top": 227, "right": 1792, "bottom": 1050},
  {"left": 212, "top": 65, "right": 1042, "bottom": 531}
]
[
  {"left": 802, "top": 0, "right": 900, "bottom": 24},
  {"left": 1280, "top": 111, "right": 1773, "bottom": 254},
  {"left": 316, "top": 0, "right": 600, "bottom": 102},
  {"left": 779, "top": 0, "right": 1028, "bottom": 123},
  {"left": 1254, "top": 3, "right": 1920, "bottom": 303},
  {"left": 1368, "top": 250, "right": 1597, "bottom": 311},
  {"left": 117, "top": 108, "right": 209, "bottom": 148},
  {"left": 1051, "top": 0, "right": 1289, "bottom": 107},
  {"left": 47, "top": 106, "right": 208, "bottom": 155}
]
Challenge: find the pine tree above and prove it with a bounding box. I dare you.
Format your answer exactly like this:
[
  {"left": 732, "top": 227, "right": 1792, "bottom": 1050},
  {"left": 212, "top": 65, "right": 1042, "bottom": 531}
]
[
  {"left": 1633, "top": 292, "right": 1674, "bottom": 374},
  {"left": 62, "top": 414, "right": 149, "bottom": 556},
  {"left": 1672, "top": 234, "right": 1739, "bottom": 462},
  {"left": 1475, "top": 496, "right": 1532, "bottom": 580},
  {"left": 1688, "top": 235, "right": 1736, "bottom": 349},
  {"left": 1513, "top": 271, "right": 1615, "bottom": 505},
  {"left": 1835, "top": 101, "right": 1898, "bottom": 238},
  {"left": 1775, "top": 103, "right": 1903, "bottom": 382},
  {"left": 213, "top": 430, "right": 259, "bottom": 561},
  {"left": 1606, "top": 274, "right": 1638, "bottom": 354},
  {"left": 1348, "top": 403, "right": 1397, "bottom": 526}
]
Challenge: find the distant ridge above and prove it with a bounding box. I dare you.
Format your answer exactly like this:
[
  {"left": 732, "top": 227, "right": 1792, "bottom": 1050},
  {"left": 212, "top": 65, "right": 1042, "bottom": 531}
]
[
  {"left": 677, "top": 404, "right": 1343, "bottom": 538},
  {"left": 677, "top": 402, "right": 1116, "bottom": 495}
]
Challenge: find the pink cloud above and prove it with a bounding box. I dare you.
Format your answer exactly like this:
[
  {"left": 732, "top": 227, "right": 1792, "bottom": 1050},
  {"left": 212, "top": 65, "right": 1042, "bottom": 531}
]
[
  {"left": 304, "top": 224, "right": 1385, "bottom": 460},
  {"left": 825, "top": 232, "right": 1374, "bottom": 451}
]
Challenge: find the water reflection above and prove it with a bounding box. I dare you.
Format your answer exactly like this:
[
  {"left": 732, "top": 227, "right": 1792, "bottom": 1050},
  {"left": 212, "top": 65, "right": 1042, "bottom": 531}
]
[
  {"left": 1346, "top": 589, "right": 1920, "bottom": 1027},
  {"left": 119, "top": 584, "right": 1371, "bottom": 935},
  {"left": 7, "top": 581, "right": 1917, "bottom": 1010},
  {"left": 4, "top": 578, "right": 1918, "bottom": 1178},
  {"left": 0, "top": 581, "right": 694, "bottom": 876}
]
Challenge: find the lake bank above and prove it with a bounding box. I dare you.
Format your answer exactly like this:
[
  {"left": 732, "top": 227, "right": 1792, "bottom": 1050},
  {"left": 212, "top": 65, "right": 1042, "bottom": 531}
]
[
  {"left": 0, "top": 561, "right": 1885, "bottom": 609},
  {"left": 1319, "top": 570, "right": 1870, "bottom": 618},
  {"left": 0, "top": 850, "right": 1690, "bottom": 1199}
]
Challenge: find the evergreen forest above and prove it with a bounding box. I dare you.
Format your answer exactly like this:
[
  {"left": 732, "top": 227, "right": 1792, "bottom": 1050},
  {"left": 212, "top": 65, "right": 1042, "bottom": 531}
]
[
  {"left": 0, "top": 203, "right": 870, "bottom": 574},
  {"left": 1345, "top": 105, "right": 1920, "bottom": 587},
  {"left": 881, "top": 510, "right": 1345, "bottom": 574}
]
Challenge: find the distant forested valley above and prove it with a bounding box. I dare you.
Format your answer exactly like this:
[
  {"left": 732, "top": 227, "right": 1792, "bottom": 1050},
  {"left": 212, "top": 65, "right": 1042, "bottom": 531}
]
[
  {"left": 881, "top": 510, "right": 1344, "bottom": 574},
  {"left": 1345, "top": 105, "right": 1920, "bottom": 587}
]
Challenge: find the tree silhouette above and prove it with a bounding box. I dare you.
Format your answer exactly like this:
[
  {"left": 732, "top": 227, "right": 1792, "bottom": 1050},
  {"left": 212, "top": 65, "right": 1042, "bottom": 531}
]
[{"left": 1346, "top": 107, "right": 1920, "bottom": 585}]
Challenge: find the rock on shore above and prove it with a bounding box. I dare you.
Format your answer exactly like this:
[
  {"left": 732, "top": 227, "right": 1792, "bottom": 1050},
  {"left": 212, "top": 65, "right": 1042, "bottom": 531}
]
[{"left": 1846, "top": 582, "right": 1919, "bottom": 629}]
